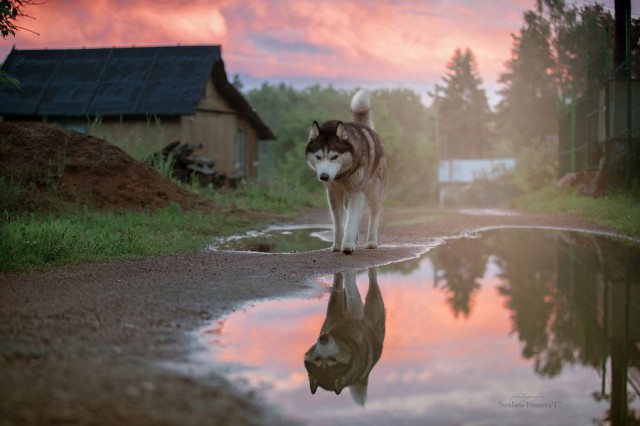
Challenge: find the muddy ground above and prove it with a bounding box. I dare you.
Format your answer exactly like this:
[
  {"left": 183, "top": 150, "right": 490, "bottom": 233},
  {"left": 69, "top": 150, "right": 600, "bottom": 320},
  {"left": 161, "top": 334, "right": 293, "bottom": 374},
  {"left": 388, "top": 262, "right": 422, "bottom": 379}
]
[{"left": 2, "top": 206, "right": 635, "bottom": 426}]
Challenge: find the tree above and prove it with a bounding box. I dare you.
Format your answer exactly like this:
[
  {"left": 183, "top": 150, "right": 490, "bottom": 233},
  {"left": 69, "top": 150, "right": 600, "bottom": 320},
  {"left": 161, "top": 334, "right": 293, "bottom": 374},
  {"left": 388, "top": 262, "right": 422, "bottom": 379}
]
[
  {"left": 372, "top": 88, "right": 438, "bottom": 203},
  {"left": 494, "top": 2, "right": 629, "bottom": 192},
  {"left": 497, "top": 10, "right": 558, "bottom": 149},
  {"left": 552, "top": 3, "right": 614, "bottom": 99},
  {"left": 438, "top": 48, "right": 493, "bottom": 159},
  {"left": 497, "top": 1, "right": 623, "bottom": 150},
  {"left": 1, "top": 0, "right": 42, "bottom": 88},
  {"left": 0, "top": 0, "right": 40, "bottom": 39}
]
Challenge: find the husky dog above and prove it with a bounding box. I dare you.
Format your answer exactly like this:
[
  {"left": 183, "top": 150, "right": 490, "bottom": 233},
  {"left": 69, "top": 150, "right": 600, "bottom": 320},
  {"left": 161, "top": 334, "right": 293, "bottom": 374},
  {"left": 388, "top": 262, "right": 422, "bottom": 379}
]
[
  {"left": 304, "top": 268, "right": 386, "bottom": 406},
  {"left": 305, "top": 89, "right": 387, "bottom": 254}
]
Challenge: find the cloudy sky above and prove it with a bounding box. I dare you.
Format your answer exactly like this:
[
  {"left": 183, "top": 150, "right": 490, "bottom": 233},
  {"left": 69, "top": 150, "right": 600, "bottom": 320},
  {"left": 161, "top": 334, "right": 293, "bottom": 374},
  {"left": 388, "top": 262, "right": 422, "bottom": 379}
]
[{"left": 0, "top": 0, "right": 624, "bottom": 105}]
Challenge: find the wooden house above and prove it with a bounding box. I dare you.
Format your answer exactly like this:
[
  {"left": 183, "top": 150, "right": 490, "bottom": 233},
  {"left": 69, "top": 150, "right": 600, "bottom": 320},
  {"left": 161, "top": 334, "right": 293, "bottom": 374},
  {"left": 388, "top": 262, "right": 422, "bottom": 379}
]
[{"left": 0, "top": 45, "right": 275, "bottom": 180}]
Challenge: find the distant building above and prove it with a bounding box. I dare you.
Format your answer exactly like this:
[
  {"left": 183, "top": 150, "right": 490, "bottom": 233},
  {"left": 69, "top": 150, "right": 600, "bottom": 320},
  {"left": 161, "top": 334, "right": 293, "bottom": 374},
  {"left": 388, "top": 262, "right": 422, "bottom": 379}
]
[
  {"left": 0, "top": 45, "right": 275, "bottom": 180},
  {"left": 438, "top": 158, "right": 516, "bottom": 206}
]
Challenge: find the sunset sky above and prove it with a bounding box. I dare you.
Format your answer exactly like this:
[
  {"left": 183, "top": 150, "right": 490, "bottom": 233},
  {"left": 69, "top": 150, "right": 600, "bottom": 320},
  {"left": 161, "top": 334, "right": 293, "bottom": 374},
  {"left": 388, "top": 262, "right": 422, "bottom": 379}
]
[{"left": 0, "top": 0, "right": 624, "bottom": 105}]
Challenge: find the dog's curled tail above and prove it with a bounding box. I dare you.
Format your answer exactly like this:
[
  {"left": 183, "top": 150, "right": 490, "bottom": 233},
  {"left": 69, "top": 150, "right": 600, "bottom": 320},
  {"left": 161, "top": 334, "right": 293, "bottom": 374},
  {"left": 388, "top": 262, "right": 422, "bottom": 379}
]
[{"left": 350, "top": 89, "right": 373, "bottom": 129}]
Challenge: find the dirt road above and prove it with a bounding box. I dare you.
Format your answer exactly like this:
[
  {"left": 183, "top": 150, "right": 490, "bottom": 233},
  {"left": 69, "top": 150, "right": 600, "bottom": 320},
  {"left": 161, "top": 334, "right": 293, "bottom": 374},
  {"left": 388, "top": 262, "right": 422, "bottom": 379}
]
[{"left": 0, "top": 207, "right": 633, "bottom": 425}]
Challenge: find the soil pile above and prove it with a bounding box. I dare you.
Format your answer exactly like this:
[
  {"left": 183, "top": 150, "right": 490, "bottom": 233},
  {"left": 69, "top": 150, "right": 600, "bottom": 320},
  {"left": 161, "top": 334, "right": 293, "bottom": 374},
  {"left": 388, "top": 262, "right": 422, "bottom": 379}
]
[{"left": 0, "top": 121, "right": 204, "bottom": 213}]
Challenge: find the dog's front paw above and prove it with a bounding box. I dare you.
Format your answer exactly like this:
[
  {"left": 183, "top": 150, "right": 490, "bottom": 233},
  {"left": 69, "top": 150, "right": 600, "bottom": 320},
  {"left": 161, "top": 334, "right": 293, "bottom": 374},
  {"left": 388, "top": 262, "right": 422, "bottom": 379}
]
[
  {"left": 331, "top": 244, "right": 341, "bottom": 252},
  {"left": 365, "top": 242, "right": 378, "bottom": 249},
  {"left": 341, "top": 243, "right": 355, "bottom": 255}
]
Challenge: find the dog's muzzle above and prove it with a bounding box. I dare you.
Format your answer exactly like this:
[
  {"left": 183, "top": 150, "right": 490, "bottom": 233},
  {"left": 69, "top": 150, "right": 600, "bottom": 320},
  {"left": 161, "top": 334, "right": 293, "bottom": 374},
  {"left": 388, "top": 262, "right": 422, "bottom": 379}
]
[{"left": 319, "top": 173, "right": 330, "bottom": 182}]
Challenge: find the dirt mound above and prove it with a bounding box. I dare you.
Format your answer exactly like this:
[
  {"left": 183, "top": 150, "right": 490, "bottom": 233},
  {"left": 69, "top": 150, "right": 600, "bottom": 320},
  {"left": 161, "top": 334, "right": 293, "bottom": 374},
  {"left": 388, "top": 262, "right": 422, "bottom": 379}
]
[{"left": 0, "top": 121, "right": 204, "bottom": 213}]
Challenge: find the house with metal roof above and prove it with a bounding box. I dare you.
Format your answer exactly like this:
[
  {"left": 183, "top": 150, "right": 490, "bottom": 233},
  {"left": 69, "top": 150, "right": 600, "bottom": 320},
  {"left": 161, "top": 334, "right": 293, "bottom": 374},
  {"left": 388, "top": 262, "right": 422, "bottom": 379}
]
[
  {"left": 0, "top": 45, "right": 275, "bottom": 181},
  {"left": 438, "top": 158, "right": 516, "bottom": 206}
]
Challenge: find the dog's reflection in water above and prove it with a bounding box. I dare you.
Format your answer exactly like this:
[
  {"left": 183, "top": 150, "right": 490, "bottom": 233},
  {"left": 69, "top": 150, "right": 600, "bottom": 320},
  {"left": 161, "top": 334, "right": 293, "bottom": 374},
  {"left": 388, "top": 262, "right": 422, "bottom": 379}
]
[{"left": 304, "top": 268, "right": 385, "bottom": 406}]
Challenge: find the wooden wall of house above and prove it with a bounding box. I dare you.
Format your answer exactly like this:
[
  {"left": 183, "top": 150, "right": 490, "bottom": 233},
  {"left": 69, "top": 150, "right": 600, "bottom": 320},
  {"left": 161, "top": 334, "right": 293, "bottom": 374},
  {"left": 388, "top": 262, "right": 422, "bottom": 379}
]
[
  {"left": 184, "top": 110, "right": 237, "bottom": 176},
  {"left": 88, "top": 117, "right": 182, "bottom": 157},
  {"left": 82, "top": 77, "right": 263, "bottom": 180},
  {"left": 186, "top": 78, "right": 261, "bottom": 179},
  {"left": 238, "top": 116, "right": 260, "bottom": 180}
]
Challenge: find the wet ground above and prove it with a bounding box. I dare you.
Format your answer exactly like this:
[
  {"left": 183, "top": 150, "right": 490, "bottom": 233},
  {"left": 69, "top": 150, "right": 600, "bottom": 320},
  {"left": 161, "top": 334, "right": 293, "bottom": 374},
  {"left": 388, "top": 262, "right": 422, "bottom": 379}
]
[
  {"left": 208, "top": 224, "right": 333, "bottom": 253},
  {"left": 1, "top": 207, "right": 639, "bottom": 425},
  {"left": 201, "top": 227, "right": 640, "bottom": 425}
]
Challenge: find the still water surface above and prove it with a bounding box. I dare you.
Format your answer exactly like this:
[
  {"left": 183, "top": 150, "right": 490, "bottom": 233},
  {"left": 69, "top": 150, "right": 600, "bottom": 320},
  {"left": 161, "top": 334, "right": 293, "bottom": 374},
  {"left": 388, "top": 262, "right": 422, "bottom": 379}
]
[
  {"left": 201, "top": 229, "right": 640, "bottom": 425},
  {"left": 209, "top": 224, "right": 332, "bottom": 253}
]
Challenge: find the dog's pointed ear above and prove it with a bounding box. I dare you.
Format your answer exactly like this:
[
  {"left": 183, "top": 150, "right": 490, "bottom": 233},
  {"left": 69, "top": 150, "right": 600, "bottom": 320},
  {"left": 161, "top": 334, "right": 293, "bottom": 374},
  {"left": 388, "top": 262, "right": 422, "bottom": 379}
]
[
  {"left": 336, "top": 122, "right": 349, "bottom": 141},
  {"left": 309, "top": 121, "right": 320, "bottom": 140},
  {"left": 309, "top": 376, "right": 319, "bottom": 394}
]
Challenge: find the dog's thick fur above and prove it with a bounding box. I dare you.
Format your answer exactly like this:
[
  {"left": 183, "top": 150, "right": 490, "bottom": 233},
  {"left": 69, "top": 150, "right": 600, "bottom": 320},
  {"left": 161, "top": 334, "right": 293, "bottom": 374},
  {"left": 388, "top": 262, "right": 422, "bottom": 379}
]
[
  {"left": 304, "top": 268, "right": 386, "bottom": 405},
  {"left": 305, "top": 89, "right": 387, "bottom": 254}
]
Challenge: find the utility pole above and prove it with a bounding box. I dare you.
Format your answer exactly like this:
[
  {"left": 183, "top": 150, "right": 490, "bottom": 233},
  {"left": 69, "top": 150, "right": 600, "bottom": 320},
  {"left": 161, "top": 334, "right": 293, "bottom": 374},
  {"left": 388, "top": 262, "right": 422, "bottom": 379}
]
[
  {"left": 614, "top": 0, "right": 631, "bottom": 70},
  {"left": 428, "top": 85, "right": 442, "bottom": 158}
]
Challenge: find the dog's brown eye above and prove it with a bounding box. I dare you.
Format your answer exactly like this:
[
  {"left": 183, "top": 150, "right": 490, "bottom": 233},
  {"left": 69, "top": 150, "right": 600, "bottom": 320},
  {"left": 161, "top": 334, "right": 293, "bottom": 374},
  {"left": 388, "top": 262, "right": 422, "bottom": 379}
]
[
  {"left": 330, "top": 154, "right": 339, "bottom": 160},
  {"left": 315, "top": 154, "right": 321, "bottom": 160}
]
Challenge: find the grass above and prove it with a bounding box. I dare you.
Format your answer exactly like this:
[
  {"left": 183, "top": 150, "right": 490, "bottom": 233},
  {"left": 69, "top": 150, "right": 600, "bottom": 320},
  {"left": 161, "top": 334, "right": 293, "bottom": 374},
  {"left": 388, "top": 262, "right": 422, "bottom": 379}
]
[
  {"left": 4, "top": 183, "right": 639, "bottom": 273},
  {"left": 0, "top": 202, "right": 285, "bottom": 273},
  {"left": 513, "top": 186, "right": 640, "bottom": 236}
]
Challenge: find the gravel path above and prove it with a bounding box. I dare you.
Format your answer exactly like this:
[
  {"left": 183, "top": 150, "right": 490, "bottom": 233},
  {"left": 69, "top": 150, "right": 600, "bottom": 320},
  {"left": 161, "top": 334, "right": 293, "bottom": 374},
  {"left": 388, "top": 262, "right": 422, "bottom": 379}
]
[{"left": 1, "top": 207, "right": 634, "bottom": 425}]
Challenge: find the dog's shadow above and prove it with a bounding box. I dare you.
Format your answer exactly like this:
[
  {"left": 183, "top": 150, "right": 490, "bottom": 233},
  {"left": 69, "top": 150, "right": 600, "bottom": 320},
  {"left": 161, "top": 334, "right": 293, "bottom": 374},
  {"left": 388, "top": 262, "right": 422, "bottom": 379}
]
[{"left": 303, "top": 268, "right": 386, "bottom": 406}]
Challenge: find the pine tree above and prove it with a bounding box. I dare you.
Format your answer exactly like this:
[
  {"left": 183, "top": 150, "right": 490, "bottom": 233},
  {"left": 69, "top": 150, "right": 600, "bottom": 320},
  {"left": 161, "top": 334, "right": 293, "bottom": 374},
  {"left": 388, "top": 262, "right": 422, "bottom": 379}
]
[
  {"left": 497, "top": 2, "right": 617, "bottom": 150},
  {"left": 439, "top": 48, "right": 493, "bottom": 159},
  {"left": 497, "top": 11, "right": 558, "bottom": 148}
]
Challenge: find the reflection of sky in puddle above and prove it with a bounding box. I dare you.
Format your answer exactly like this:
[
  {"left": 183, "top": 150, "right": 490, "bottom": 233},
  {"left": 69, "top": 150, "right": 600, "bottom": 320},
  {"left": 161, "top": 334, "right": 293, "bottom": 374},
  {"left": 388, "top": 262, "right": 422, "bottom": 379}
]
[{"left": 200, "top": 229, "right": 640, "bottom": 425}]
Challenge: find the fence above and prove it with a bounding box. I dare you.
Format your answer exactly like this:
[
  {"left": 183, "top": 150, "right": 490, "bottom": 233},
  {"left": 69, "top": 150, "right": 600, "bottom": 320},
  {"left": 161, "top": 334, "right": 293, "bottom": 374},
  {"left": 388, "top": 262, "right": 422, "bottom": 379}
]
[{"left": 558, "top": 16, "right": 640, "bottom": 192}]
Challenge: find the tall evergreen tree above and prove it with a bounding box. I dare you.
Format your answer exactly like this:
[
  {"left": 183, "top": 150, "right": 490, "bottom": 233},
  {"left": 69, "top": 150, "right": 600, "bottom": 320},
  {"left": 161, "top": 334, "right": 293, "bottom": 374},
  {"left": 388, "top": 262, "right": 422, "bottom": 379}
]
[
  {"left": 555, "top": 4, "right": 615, "bottom": 94},
  {"left": 498, "top": 1, "right": 620, "bottom": 149},
  {"left": 497, "top": 10, "right": 558, "bottom": 148},
  {"left": 439, "top": 48, "right": 492, "bottom": 159}
]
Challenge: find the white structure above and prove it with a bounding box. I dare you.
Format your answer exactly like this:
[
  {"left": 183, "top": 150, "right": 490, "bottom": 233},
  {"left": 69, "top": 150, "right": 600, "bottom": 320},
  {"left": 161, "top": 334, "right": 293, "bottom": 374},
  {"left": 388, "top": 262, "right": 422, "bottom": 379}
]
[{"left": 438, "top": 158, "right": 516, "bottom": 206}]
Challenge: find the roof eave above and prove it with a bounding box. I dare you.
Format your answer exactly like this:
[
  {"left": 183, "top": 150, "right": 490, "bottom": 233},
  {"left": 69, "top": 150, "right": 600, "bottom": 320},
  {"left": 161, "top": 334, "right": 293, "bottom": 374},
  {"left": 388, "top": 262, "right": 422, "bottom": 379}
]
[{"left": 211, "top": 59, "right": 276, "bottom": 141}]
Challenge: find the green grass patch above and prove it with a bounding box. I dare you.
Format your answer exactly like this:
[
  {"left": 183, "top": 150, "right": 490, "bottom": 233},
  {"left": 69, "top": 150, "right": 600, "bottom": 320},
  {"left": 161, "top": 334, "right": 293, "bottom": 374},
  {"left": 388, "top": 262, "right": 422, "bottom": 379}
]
[
  {"left": 513, "top": 187, "right": 640, "bottom": 235},
  {"left": 209, "top": 181, "right": 323, "bottom": 211},
  {"left": 0, "top": 203, "right": 276, "bottom": 273}
]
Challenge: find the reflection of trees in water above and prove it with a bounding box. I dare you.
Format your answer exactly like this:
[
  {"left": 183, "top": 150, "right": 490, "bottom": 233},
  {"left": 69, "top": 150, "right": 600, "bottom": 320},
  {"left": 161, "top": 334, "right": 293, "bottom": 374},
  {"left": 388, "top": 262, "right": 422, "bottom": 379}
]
[
  {"left": 430, "top": 239, "right": 488, "bottom": 319},
  {"left": 427, "top": 229, "right": 639, "bottom": 423},
  {"left": 492, "top": 231, "right": 608, "bottom": 377},
  {"left": 493, "top": 231, "right": 560, "bottom": 375},
  {"left": 429, "top": 230, "right": 614, "bottom": 376}
]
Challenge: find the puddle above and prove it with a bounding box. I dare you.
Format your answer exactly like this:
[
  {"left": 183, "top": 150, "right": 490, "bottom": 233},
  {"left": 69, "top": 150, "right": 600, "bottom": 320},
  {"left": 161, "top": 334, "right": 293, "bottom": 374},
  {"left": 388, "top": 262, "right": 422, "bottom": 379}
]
[
  {"left": 198, "top": 229, "right": 640, "bottom": 425},
  {"left": 208, "top": 224, "right": 332, "bottom": 253}
]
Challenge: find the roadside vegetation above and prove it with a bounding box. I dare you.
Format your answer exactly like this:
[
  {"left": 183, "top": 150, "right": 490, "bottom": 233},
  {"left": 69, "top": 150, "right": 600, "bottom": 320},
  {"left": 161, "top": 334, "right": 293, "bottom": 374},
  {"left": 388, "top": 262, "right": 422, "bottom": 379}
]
[
  {"left": 0, "top": 185, "right": 298, "bottom": 273},
  {"left": 0, "top": 124, "right": 302, "bottom": 273},
  {"left": 514, "top": 187, "right": 640, "bottom": 236}
]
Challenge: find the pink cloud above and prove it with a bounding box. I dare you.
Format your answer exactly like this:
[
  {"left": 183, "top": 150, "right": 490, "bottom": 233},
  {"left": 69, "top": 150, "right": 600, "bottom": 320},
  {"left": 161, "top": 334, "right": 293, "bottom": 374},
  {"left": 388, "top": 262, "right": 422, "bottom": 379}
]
[
  {"left": 2, "top": 0, "right": 617, "bottom": 101},
  {"left": 4, "top": 0, "right": 228, "bottom": 49}
]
